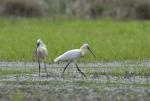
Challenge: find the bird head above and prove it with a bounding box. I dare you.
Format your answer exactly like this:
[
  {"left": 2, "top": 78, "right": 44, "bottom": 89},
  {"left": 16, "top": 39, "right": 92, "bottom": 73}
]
[
  {"left": 80, "top": 43, "right": 96, "bottom": 57},
  {"left": 36, "top": 39, "right": 44, "bottom": 47}
]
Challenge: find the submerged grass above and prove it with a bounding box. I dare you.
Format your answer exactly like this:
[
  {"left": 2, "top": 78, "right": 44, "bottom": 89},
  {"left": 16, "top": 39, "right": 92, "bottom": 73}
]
[
  {"left": 0, "top": 18, "right": 150, "bottom": 61},
  {"left": 86, "top": 66, "right": 150, "bottom": 76},
  {"left": 0, "top": 68, "right": 36, "bottom": 75},
  {"left": 2, "top": 76, "right": 150, "bottom": 88},
  {"left": 0, "top": 64, "right": 149, "bottom": 84}
]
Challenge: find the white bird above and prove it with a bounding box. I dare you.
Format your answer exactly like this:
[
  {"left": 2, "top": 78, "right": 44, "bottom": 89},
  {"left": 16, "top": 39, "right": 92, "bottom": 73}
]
[
  {"left": 35, "top": 39, "right": 49, "bottom": 77},
  {"left": 54, "top": 43, "right": 96, "bottom": 77}
]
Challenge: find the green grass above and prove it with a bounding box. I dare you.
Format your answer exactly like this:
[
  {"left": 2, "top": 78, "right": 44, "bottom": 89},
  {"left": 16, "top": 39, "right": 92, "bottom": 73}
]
[{"left": 0, "top": 18, "right": 150, "bottom": 61}]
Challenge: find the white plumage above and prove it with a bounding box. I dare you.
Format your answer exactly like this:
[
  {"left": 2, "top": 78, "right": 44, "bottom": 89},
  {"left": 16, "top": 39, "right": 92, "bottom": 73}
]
[
  {"left": 35, "top": 39, "right": 49, "bottom": 77},
  {"left": 54, "top": 43, "right": 95, "bottom": 77},
  {"left": 54, "top": 49, "right": 81, "bottom": 62},
  {"left": 36, "top": 40, "right": 48, "bottom": 60}
]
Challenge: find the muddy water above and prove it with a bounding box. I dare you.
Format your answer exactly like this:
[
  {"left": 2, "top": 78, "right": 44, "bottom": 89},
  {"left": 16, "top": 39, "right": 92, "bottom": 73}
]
[
  {"left": 0, "top": 61, "right": 149, "bottom": 101},
  {"left": 0, "top": 60, "right": 150, "bottom": 68},
  {"left": 0, "top": 73, "right": 149, "bottom": 86},
  {"left": 0, "top": 61, "right": 149, "bottom": 84}
]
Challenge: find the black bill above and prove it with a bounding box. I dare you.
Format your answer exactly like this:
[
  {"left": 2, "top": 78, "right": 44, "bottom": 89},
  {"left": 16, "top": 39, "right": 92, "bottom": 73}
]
[{"left": 87, "top": 47, "right": 96, "bottom": 58}]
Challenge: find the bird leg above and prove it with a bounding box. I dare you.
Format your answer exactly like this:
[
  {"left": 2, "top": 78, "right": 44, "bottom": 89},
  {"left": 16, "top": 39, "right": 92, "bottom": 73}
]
[
  {"left": 44, "top": 62, "right": 49, "bottom": 77},
  {"left": 38, "top": 60, "right": 41, "bottom": 77},
  {"left": 62, "top": 61, "right": 72, "bottom": 77},
  {"left": 75, "top": 63, "right": 86, "bottom": 77}
]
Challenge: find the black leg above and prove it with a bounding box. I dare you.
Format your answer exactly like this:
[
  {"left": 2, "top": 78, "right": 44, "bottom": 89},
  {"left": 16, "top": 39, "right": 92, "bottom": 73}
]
[
  {"left": 75, "top": 63, "right": 86, "bottom": 77},
  {"left": 38, "top": 60, "right": 41, "bottom": 77},
  {"left": 44, "top": 62, "right": 49, "bottom": 77},
  {"left": 62, "top": 61, "right": 72, "bottom": 76}
]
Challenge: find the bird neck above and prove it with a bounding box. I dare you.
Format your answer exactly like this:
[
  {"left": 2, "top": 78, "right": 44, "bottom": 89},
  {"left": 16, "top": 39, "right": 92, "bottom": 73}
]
[{"left": 40, "top": 44, "right": 46, "bottom": 47}]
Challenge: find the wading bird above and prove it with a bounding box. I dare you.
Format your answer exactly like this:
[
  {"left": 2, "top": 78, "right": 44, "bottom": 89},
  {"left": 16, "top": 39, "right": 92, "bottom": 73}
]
[
  {"left": 35, "top": 39, "right": 48, "bottom": 77},
  {"left": 54, "top": 43, "right": 96, "bottom": 77}
]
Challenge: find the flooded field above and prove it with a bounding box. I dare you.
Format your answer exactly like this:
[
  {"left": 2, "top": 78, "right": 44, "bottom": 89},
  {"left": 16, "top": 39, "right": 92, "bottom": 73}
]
[{"left": 0, "top": 61, "right": 149, "bottom": 101}]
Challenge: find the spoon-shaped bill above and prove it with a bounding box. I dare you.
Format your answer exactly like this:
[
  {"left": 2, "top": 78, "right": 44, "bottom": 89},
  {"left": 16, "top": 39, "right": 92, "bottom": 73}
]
[{"left": 87, "top": 47, "right": 96, "bottom": 58}]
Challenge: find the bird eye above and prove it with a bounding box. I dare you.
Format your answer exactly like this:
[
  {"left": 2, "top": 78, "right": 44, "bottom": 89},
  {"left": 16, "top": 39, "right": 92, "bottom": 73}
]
[{"left": 37, "top": 42, "right": 40, "bottom": 47}]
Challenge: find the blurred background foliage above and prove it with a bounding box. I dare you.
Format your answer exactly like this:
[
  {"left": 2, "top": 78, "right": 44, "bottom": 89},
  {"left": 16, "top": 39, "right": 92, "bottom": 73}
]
[{"left": 0, "top": 0, "right": 150, "bottom": 20}]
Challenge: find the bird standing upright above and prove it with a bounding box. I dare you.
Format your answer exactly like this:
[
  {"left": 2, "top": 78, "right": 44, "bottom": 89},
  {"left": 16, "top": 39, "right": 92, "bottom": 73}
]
[
  {"left": 35, "top": 39, "right": 49, "bottom": 77},
  {"left": 54, "top": 43, "right": 96, "bottom": 77}
]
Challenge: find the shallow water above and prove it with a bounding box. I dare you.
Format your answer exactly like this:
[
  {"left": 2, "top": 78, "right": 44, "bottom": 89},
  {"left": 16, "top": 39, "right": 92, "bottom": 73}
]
[
  {"left": 1, "top": 60, "right": 150, "bottom": 68},
  {"left": 0, "top": 61, "right": 149, "bottom": 101},
  {"left": 0, "top": 61, "right": 149, "bottom": 86}
]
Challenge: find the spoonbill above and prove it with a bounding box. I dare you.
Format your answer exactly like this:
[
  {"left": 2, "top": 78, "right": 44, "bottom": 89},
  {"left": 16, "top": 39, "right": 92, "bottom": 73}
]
[
  {"left": 54, "top": 43, "right": 96, "bottom": 77},
  {"left": 35, "top": 39, "right": 49, "bottom": 77}
]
